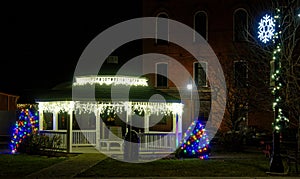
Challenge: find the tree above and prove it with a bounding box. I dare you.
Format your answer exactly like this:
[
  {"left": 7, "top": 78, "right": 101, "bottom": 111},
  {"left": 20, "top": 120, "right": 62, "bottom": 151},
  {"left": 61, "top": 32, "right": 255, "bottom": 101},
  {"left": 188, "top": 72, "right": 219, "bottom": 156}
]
[
  {"left": 234, "top": 0, "right": 300, "bottom": 173},
  {"left": 244, "top": 0, "right": 300, "bottom": 136},
  {"left": 10, "top": 104, "right": 39, "bottom": 153},
  {"left": 176, "top": 119, "right": 210, "bottom": 159}
]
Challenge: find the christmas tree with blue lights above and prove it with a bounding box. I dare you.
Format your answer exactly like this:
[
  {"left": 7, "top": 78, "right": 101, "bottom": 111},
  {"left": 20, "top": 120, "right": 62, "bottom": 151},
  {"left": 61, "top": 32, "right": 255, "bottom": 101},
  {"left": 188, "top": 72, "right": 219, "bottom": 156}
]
[
  {"left": 10, "top": 105, "right": 39, "bottom": 154},
  {"left": 177, "top": 119, "right": 210, "bottom": 159}
]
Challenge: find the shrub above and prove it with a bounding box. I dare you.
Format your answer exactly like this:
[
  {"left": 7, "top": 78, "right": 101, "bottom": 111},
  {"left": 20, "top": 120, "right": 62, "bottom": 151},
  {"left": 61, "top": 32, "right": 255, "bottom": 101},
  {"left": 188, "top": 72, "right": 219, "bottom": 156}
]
[{"left": 17, "top": 133, "right": 62, "bottom": 156}]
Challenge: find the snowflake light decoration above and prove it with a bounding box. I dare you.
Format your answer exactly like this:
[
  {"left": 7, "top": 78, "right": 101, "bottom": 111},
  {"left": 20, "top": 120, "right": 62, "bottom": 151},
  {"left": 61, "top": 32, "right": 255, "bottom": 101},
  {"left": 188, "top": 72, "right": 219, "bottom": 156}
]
[{"left": 258, "top": 14, "right": 276, "bottom": 43}]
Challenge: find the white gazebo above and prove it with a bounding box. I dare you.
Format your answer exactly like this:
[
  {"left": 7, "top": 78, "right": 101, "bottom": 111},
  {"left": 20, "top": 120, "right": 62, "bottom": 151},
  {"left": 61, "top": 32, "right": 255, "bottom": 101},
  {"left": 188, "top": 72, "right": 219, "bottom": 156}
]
[{"left": 36, "top": 75, "right": 183, "bottom": 154}]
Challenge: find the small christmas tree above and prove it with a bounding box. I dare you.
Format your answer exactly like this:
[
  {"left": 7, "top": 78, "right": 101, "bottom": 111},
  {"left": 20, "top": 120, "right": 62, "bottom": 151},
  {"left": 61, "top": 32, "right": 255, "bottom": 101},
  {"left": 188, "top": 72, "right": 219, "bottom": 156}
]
[
  {"left": 10, "top": 105, "right": 39, "bottom": 154},
  {"left": 177, "top": 119, "right": 210, "bottom": 159}
]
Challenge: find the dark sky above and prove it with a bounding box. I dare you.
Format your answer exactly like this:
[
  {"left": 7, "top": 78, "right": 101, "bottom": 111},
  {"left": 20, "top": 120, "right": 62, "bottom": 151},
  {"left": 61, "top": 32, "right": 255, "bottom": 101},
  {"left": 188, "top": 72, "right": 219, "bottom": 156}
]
[{"left": 1, "top": 1, "right": 142, "bottom": 95}]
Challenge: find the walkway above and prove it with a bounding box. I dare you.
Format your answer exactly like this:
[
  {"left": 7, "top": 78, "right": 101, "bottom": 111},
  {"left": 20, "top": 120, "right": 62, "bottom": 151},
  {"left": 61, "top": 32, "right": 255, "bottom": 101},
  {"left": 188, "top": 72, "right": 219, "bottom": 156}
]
[{"left": 25, "top": 152, "right": 107, "bottom": 178}]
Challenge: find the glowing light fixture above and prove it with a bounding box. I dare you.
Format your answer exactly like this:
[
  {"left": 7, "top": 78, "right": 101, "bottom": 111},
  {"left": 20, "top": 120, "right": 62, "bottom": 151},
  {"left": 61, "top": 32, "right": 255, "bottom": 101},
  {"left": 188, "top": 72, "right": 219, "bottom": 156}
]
[
  {"left": 258, "top": 14, "right": 276, "bottom": 43},
  {"left": 73, "top": 75, "right": 148, "bottom": 86}
]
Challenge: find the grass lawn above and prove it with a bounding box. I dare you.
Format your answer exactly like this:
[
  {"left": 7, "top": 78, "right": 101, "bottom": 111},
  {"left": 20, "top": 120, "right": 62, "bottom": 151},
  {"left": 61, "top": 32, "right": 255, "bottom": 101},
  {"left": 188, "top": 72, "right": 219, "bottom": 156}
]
[
  {"left": 0, "top": 153, "right": 67, "bottom": 177},
  {"left": 77, "top": 154, "right": 272, "bottom": 177}
]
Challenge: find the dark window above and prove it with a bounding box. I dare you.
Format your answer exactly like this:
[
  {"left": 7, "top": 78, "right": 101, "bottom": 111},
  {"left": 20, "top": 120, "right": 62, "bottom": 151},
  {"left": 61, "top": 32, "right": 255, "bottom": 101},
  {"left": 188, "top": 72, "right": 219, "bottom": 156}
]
[
  {"left": 43, "top": 112, "right": 53, "bottom": 130},
  {"left": 234, "top": 9, "right": 248, "bottom": 41},
  {"left": 156, "top": 63, "right": 168, "bottom": 87},
  {"left": 58, "top": 111, "right": 69, "bottom": 130},
  {"left": 194, "top": 62, "right": 207, "bottom": 87},
  {"left": 234, "top": 61, "right": 248, "bottom": 87},
  {"left": 194, "top": 11, "right": 207, "bottom": 41},
  {"left": 156, "top": 13, "right": 169, "bottom": 45}
]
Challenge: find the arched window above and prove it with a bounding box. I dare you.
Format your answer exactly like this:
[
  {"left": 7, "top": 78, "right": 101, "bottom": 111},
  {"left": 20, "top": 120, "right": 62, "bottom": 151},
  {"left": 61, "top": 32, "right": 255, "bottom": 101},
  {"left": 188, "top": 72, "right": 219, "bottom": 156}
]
[
  {"left": 156, "top": 12, "right": 169, "bottom": 45},
  {"left": 194, "top": 11, "right": 208, "bottom": 41},
  {"left": 234, "top": 9, "right": 248, "bottom": 41},
  {"left": 156, "top": 63, "right": 168, "bottom": 87}
]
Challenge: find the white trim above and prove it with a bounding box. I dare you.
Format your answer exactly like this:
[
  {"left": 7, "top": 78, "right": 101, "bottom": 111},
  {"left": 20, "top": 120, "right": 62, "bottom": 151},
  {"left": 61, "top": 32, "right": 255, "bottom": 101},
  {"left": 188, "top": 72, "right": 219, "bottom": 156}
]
[
  {"left": 73, "top": 75, "right": 148, "bottom": 87},
  {"left": 38, "top": 101, "right": 183, "bottom": 117}
]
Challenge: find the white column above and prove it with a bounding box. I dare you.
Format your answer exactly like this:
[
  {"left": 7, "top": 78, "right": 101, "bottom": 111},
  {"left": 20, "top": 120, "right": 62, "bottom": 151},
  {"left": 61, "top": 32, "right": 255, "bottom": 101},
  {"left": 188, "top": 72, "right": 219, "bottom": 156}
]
[
  {"left": 126, "top": 102, "right": 132, "bottom": 133},
  {"left": 177, "top": 114, "right": 183, "bottom": 147},
  {"left": 53, "top": 111, "right": 58, "bottom": 130},
  {"left": 95, "top": 109, "right": 100, "bottom": 149},
  {"left": 172, "top": 113, "right": 177, "bottom": 133},
  {"left": 144, "top": 112, "right": 149, "bottom": 133},
  {"left": 67, "top": 110, "right": 73, "bottom": 153},
  {"left": 39, "top": 111, "right": 44, "bottom": 131}
]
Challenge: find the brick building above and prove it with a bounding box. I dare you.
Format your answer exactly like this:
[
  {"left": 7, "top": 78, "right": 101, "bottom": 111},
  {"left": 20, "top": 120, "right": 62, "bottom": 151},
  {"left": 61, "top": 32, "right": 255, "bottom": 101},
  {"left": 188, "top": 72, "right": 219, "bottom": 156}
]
[
  {"left": 140, "top": 0, "right": 286, "bottom": 135},
  {"left": 0, "top": 92, "right": 19, "bottom": 150}
]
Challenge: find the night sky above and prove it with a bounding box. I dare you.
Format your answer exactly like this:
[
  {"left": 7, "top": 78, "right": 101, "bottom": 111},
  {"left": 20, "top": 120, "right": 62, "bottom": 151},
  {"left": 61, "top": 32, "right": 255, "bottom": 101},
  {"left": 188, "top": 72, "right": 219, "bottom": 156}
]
[{"left": 1, "top": 1, "right": 142, "bottom": 95}]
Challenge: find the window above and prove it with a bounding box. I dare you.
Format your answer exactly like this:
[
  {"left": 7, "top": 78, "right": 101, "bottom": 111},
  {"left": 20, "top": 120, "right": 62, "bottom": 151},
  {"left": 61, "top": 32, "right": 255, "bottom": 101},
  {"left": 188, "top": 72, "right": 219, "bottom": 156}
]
[
  {"left": 156, "top": 13, "right": 169, "bottom": 45},
  {"left": 234, "top": 61, "right": 248, "bottom": 87},
  {"left": 194, "top": 62, "right": 207, "bottom": 87},
  {"left": 43, "top": 112, "right": 53, "bottom": 130},
  {"left": 58, "top": 111, "right": 69, "bottom": 130},
  {"left": 156, "top": 63, "right": 168, "bottom": 87},
  {"left": 234, "top": 9, "right": 248, "bottom": 41},
  {"left": 106, "top": 56, "right": 118, "bottom": 64},
  {"left": 194, "top": 11, "right": 208, "bottom": 41}
]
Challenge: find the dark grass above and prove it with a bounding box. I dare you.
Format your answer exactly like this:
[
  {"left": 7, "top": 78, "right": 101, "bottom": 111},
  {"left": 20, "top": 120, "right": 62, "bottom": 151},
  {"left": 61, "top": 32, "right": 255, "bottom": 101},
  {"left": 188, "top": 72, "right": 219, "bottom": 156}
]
[
  {"left": 76, "top": 155, "right": 271, "bottom": 177},
  {"left": 0, "top": 153, "right": 67, "bottom": 177}
]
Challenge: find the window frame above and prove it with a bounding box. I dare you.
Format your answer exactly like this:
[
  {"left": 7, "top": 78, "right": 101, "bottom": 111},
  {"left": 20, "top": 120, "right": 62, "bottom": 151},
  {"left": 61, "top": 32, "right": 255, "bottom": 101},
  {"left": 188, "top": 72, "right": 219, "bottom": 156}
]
[
  {"left": 234, "top": 60, "right": 248, "bottom": 87},
  {"left": 156, "top": 62, "right": 168, "bottom": 88},
  {"left": 156, "top": 12, "right": 169, "bottom": 44},
  {"left": 233, "top": 8, "right": 248, "bottom": 42},
  {"left": 194, "top": 11, "right": 208, "bottom": 42},
  {"left": 193, "top": 61, "right": 208, "bottom": 87}
]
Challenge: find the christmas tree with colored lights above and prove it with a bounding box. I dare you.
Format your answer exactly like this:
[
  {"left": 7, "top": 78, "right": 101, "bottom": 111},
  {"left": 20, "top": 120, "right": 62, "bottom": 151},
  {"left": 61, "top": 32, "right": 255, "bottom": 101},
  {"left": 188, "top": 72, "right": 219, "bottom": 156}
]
[
  {"left": 176, "top": 119, "right": 210, "bottom": 159},
  {"left": 10, "top": 105, "right": 39, "bottom": 154}
]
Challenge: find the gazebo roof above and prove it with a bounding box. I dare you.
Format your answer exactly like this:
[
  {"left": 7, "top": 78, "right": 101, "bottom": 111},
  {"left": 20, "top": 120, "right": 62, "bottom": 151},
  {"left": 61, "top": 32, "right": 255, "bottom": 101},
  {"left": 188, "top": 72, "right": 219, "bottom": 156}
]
[
  {"left": 20, "top": 76, "right": 180, "bottom": 103},
  {"left": 34, "top": 85, "right": 180, "bottom": 102}
]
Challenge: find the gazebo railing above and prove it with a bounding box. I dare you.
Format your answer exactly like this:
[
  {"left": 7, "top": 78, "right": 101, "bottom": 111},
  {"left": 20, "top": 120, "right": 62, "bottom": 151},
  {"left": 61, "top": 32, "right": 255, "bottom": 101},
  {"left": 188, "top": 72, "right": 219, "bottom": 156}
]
[
  {"left": 73, "top": 130, "right": 96, "bottom": 146},
  {"left": 138, "top": 132, "right": 177, "bottom": 152},
  {"left": 40, "top": 130, "right": 96, "bottom": 149},
  {"left": 40, "top": 130, "right": 67, "bottom": 150},
  {"left": 40, "top": 130, "right": 179, "bottom": 153}
]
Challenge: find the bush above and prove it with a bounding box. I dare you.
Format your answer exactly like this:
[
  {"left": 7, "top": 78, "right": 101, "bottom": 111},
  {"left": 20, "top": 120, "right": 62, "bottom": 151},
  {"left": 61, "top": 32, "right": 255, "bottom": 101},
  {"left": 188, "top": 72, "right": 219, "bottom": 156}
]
[
  {"left": 18, "top": 133, "right": 62, "bottom": 156},
  {"left": 218, "top": 131, "right": 245, "bottom": 152}
]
